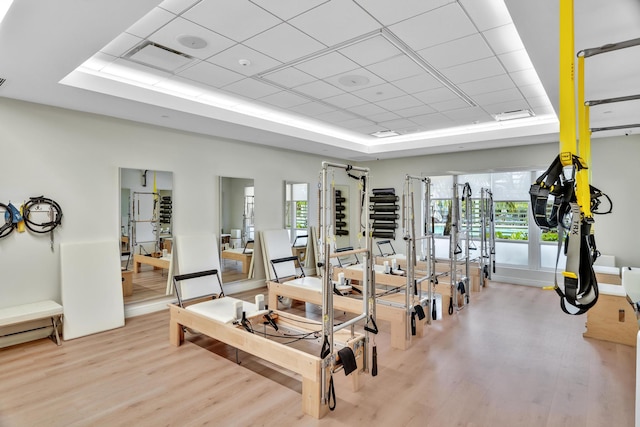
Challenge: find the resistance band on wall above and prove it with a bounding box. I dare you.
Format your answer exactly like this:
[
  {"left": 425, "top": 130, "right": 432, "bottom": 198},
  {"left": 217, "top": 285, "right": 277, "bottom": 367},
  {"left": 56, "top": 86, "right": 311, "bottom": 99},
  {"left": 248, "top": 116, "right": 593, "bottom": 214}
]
[{"left": 0, "top": 196, "right": 63, "bottom": 250}]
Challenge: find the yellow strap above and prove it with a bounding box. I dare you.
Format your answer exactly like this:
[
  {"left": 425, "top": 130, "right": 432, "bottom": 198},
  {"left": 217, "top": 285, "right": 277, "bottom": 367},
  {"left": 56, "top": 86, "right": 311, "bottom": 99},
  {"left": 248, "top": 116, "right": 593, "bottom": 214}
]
[
  {"left": 559, "top": 0, "right": 577, "bottom": 161},
  {"left": 576, "top": 52, "right": 592, "bottom": 218},
  {"left": 562, "top": 271, "right": 578, "bottom": 279}
]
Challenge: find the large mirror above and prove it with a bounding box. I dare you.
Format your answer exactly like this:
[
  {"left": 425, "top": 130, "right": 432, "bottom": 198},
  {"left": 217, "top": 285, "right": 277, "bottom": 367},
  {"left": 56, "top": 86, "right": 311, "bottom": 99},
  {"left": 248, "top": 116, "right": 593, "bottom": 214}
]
[
  {"left": 220, "top": 176, "right": 255, "bottom": 283},
  {"left": 120, "top": 168, "right": 173, "bottom": 305},
  {"left": 284, "top": 181, "right": 309, "bottom": 266}
]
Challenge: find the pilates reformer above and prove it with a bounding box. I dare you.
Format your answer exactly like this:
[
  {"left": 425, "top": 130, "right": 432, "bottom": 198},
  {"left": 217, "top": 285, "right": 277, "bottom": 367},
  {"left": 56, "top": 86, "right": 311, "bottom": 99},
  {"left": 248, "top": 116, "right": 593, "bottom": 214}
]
[
  {"left": 221, "top": 239, "right": 254, "bottom": 275},
  {"left": 170, "top": 231, "right": 369, "bottom": 418}
]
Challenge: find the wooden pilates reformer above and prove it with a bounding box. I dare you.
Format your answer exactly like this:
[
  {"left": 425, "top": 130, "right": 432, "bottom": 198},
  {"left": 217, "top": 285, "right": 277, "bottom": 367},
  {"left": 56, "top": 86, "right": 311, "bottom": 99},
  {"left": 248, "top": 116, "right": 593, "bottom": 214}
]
[{"left": 170, "top": 198, "right": 373, "bottom": 418}]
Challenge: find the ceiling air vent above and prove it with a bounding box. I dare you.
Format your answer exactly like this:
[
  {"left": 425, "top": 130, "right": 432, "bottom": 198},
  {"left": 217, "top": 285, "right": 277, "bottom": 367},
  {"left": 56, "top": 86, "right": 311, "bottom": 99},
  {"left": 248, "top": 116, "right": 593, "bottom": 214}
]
[
  {"left": 493, "top": 109, "right": 535, "bottom": 121},
  {"left": 125, "top": 42, "right": 193, "bottom": 72},
  {"left": 0, "top": 78, "right": 6, "bottom": 87},
  {"left": 371, "top": 130, "right": 400, "bottom": 138}
]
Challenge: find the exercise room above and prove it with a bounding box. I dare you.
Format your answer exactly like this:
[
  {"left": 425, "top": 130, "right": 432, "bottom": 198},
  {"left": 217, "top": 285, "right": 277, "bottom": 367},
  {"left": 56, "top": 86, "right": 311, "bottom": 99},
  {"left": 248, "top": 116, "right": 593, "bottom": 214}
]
[{"left": 1, "top": 0, "right": 639, "bottom": 426}]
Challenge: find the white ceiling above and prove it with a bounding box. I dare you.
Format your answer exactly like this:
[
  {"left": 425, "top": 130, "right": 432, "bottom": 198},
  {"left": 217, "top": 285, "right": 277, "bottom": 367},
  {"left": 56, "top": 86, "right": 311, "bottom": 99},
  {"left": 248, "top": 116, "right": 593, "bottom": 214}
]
[{"left": 0, "top": 0, "right": 638, "bottom": 161}]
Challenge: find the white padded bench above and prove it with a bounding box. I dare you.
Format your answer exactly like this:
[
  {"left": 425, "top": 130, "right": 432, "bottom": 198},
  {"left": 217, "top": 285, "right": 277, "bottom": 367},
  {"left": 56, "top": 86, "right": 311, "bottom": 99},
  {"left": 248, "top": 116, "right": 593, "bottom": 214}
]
[{"left": 0, "top": 300, "right": 63, "bottom": 348}]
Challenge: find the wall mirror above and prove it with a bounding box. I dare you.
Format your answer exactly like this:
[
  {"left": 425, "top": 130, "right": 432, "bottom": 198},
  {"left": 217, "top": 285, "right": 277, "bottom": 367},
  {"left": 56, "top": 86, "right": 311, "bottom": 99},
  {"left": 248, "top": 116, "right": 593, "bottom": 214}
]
[
  {"left": 284, "top": 181, "right": 309, "bottom": 266},
  {"left": 220, "top": 176, "right": 255, "bottom": 283},
  {"left": 120, "top": 168, "right": 173, "bottom": 305}
]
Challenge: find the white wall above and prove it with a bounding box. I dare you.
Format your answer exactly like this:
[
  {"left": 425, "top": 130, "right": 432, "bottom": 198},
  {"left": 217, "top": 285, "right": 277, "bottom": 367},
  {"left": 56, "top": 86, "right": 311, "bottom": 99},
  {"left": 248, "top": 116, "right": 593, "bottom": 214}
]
[
  {"left": 2, "top": 97, "right": 638, "bottom": 308},
  {"left": 0, "top": 98, "right": 338, "bottom": 308}
]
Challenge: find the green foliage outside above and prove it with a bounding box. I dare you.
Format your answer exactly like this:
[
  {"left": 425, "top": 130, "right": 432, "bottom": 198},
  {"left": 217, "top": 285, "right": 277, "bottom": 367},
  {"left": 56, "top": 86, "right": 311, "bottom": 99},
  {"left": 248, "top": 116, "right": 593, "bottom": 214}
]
[{"left": 541, "top": 231, "right": 559, "bottom": 242}]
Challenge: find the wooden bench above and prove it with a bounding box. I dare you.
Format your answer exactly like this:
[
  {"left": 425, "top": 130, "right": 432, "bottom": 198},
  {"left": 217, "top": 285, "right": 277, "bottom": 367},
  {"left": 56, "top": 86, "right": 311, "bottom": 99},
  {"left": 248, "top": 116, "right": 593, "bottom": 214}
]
[
  {"left": 0, "top": 300, "right": 63, "bottom": 348},
  {"left": 583, "top": 284, "right": 637, "bottom": 347}
]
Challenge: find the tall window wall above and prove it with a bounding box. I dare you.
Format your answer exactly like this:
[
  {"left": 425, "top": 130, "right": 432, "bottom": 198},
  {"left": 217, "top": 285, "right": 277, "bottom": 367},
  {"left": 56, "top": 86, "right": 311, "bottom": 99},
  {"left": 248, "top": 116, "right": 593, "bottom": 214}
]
[{"left": 429, "top": 170, "right": 557, "bottom": 272}]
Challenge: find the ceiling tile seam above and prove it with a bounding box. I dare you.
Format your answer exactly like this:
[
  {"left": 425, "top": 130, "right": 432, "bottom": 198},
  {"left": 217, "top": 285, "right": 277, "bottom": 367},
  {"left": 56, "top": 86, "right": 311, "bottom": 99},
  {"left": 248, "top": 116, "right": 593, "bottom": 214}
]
[
  {"left": 247, "top": 0, "right": 331, "bottom": 24},
  {"left": 379, "top": 28, "right": 477, "bottom": 107},
  {"left": 158, "top": 1, "right": 203, "bottom": 17}
]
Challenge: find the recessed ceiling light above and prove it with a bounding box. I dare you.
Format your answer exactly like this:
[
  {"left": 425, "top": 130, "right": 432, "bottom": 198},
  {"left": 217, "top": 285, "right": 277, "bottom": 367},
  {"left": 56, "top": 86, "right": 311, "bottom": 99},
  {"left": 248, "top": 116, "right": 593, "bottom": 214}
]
[
  {"left": 177, "top": 35, "right": 208, "bottom": 50},
  {"left": 371, "top": 130, "right": 399, "bottom": 138},
  {"left": 338, "top": 75, "right": 370, "bottom": 87}
]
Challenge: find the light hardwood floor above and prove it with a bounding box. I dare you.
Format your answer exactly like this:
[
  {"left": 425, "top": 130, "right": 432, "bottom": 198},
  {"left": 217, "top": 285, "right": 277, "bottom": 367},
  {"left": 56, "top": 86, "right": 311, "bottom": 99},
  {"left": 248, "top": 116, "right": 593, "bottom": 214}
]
[{"left": 0, "top": 282, "right": 635, "bottom": 426}]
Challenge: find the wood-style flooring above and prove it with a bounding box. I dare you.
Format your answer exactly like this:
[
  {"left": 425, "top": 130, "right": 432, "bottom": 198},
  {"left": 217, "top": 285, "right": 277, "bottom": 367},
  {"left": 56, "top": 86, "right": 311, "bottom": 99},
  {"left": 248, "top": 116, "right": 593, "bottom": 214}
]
[{"left": 0, "top": 282, "right": 635, "bottom": 426}]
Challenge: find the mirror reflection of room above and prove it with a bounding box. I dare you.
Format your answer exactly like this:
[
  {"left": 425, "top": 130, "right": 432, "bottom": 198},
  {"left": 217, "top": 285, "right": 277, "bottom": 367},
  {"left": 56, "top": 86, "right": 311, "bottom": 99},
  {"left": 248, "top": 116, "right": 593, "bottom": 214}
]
[
  {"left": 120, "top": 168, "right": 173, "bottom": 305},
  {"left": 220, "top": 177, "right": 255, "bottom": 283},
  {"left": 285, "top": 182, "right": 309, "bottom": 266}
]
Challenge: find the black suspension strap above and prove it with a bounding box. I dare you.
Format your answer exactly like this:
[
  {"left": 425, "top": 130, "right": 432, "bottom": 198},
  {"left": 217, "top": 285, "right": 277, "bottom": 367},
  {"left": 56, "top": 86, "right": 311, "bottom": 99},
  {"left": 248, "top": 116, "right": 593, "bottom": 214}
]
[{"left": 530, "top": 154, "right": 611, "bottom": 315}]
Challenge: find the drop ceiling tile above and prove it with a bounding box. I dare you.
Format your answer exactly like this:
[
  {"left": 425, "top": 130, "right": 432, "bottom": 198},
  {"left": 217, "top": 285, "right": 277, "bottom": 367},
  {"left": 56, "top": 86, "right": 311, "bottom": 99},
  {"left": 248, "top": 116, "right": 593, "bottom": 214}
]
[
  {"left": 484, "top": 99, "right": 531, "bottom": 115},
  {"left": 375, "top": 95, "right": 423, "bottom": 111},
  {"left": 261, "top": 67, "right": 316, "bottom": 88},
  {"left": 346, "top": 103, "right": 387, "bottom": 116},
  {"left": 431, "top": 98, "right": 472, "bottom": 112},
  {"left": 338, "top": 36, "right": 402, "bottom": 67},
  {"left": 418, "top": 34, "right": 493, "bottom": 69},
  {"left": 127, "top": 7, "right": 175, "bottom": 39},
  {"left": 158, "top": 0, "right": 200, "bottom": 14},
  {"left": 101, "top": 32, "right": 143, "bottom": 57},
  {"left": 532, "top": 104, "right": 556, "bottom": 116},
  {"left": 472, "top": 88, "right": 524, "bottom": 106},
  {"left": 457, "top": 74, "right": 514, "bottom": 95},
  {"left": 354, "top": 0, "right": 451, "bottom": 26},
  {"left": 482, "top": 24, "right": 524, "bottom": 55},
  {"left": 388, "top": 3, "right": 476, "bottom": 51},
  {"left": 178, "top": 60, "right": 244, "bottom": 87},
  {"left": 316, "top": 110, "right": 358, "bottom": 123},
  {"left": 509, "top": 68, "right": 541, "bottom": 87},
  {"left": 441, "top": 56, "right": 506, "bottom": 84},
  {"left": 518, "top": 82, "right": 548, "bottom": 100},
  {"left": 338, "top": 118, "right": 376, "bottom": 129},
  {"left": 149, "top": 17, "right": 235, "bottom": 60},
  {"left": 323, "top": 93, "right": 368, "bottom": 109},
  {"left": 324, "top": 68, "right": 385, "bottom": 92},
  {"left": 289, "top": 0, "right": 381, "bottom": 47},
  {"left": 526, "top": 96, "right": 553, "bottom": 109},
  {"left": 351, "top": 83, "right": 405, "bottom": 102},
  {"left": 458, "top": 0, "right": 512, "bottom": 32},
  {"left": 367, "top": 55, "right": 424, "bottom": 82},
  {"left": 207, "top": 44, "right": 282, "bottom": 76},
  {"left": 367, "top": 111, "right": 401, "bottom": 122},
  {"left": 183, "top": 0, "right": 281, "bottom": 42},
  {"left": 250, "top": 0, "right": 329, "bottom": 21},
  {"left": 244, "top": 23, "right": 326, "bottom": 63},
  {"left": 392, "top": 73, "right": 442, "bottom": 93},
  {"left": 498, "top": 49, "right": 534, "bottom": 73},
  {"left": 295, "top": 52, "right": 359, "bottom": 79},
  {"left": 442, "top": 106, "right": 493, "bottom": 123},
  {"left": 410, "top": 112, "right": 454, "bottom": 127},
  {"left": 395, "top": 104, "right": 437, "bottom": 118},
  {"left": 377, "top": 118, "right": 417, "bottom": 130},
  {"left": 259, "top": 91, "right": 310, "bottom": 108},
  {"left": 294, "top": 80, "right": 344, "bottom": 99},
  {"left": 129, "top": 44, "right": 194, "bottom": 72},
  {"left": 413, "top": 86, "right": 459, "bottom": 104},
  {"left": 222, "top": 78, "right": 281, "bottom": 99},
  {"left": 353, "top": 124, "right": 386, "bottom": 134},
  {"left": 294, "top": 102, "right": 336, "bottom": 116}
]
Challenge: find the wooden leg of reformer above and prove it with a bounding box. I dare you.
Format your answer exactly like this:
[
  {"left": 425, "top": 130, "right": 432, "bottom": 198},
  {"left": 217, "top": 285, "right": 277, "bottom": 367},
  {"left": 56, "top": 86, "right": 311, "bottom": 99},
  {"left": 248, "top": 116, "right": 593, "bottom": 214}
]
[
  {"left": 267, "top": 285, "right": 279, "bottom": 311},
  {"left": 301, "top": 374, "right": 328, "bottom": 419},
  {"left": 169, "top": 309, "right": 184, "bottom": 347},
  {"left": 350, "top": 343, "right": 364, "bottom": 392},
  {"left": 390, "top": 316, "right": 410, "bottom": 350}
]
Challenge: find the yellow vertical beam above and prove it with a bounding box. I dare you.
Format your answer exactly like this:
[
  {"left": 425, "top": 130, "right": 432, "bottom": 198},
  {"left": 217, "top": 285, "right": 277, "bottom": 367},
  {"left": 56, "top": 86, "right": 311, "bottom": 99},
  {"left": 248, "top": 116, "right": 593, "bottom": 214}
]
[
  {"left": 577, "top": 55, "right": 592, "bottom": 218},
  {"left": 559, "top": 0, "right": 577, "bottom": 162}
]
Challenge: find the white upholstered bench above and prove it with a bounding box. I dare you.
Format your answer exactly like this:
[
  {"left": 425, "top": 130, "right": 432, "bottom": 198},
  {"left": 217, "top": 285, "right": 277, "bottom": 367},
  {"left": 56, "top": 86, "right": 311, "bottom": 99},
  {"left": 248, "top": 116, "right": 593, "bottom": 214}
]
[{"left": 0, "top": 300, "right": 63, "bottom": 348}]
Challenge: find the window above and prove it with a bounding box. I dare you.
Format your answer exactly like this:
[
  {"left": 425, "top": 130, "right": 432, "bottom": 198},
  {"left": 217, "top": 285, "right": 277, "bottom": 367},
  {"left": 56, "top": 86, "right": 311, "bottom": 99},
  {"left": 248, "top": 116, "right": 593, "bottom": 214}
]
[{"left": 494, "top": 201, "right": 529, "bottom": 241}]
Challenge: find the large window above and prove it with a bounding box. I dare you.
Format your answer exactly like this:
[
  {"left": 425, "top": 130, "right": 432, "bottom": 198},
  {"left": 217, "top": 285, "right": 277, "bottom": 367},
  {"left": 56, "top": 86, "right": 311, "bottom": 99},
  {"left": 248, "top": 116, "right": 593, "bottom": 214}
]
[{"left": 494, "top": 201, "right": 529, "bottom": 241}]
